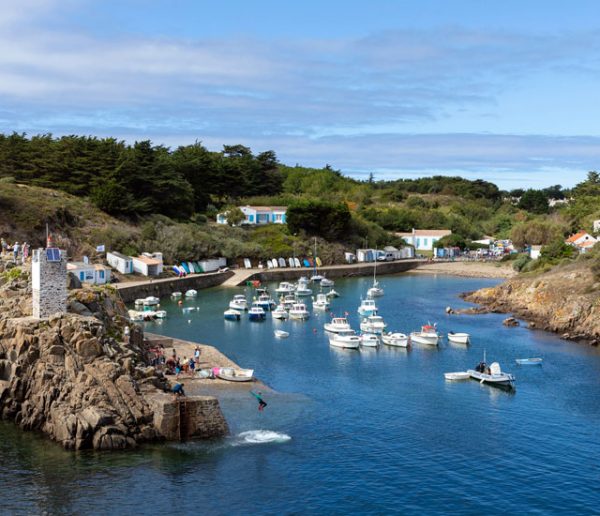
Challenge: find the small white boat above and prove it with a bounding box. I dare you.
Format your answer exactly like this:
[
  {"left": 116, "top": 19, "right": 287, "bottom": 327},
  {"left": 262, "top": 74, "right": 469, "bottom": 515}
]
[
  {"left": 410, "top": 325, "right": 440, "bottom": 346},
  {"left": 310, "top": 274, "right": 325, "bottom": 283},
  {"left": 357, "top": 298, "right": 378, "bottom": 317},
  {"left": 281, "top": 295, "right": 296, "bottom": 310},
  {"left": 312, "top": 293, "right": 330, "bottom": 310},
  {"left": 321, "top": 277, "right": 335, "bottom": 287},
  {"left": 295, "top": 278, "right": 313, "bottom": 297},
  {"left": 134, "top": 296, "right": 160, "bottom": 306},
  {"left": 248, "top": 304, "right": 266, "bottom": 321},
  {"left": 256, "top": 293, "right": 276, "bottom": 311},
  {"left": 381, "top": 332, "right": 409, "bottom": 347},
  {"left": 324, "top": 317, "right": 352, "bottom": 333},
  {"left": 185, "top": 289, "right": 198, "bottom": 298},
  {"left": 224, "top": 309, "right": 241, "bottom": 321},
  {"left": 444, "top": 372, "right": 470, "bottom": 381},
  {"left": 515, "top": 357, "right": 543, "bottom": 365},
  {"left": 468, "top": 359, "right": 515, "bottom": 388},
  {"left": 272, "top": 304, "right": 289, "bottom": 320},
  {"left": 325, "top": 289, "right": 340, "bottom": 298},
  {"left": 229, "top": 295, "right": 248, "bottom": 311},
  {"left": 275, "top": 282, "right": 296, "bottom": 294},
  {"left": 216, "top": 367, "right": 254, "bottom": 382},
  {"left": 360, "top": 315, "right": 387, "bottom": 334},
  {"left": 289, "top": 303, "right": 310, "bottom": 320},
  {"left": 182, "top": 306, "right": 198, "bottom": 313},
  {"left": 329, "top": 330, "right": 360, "bottom": 349},
  {"left": 155, "top": 310, "right": 167, "bottom": 319},
  {"left": 274, "top": 330, "right": 289, "bottom": 339},
  {"left": 448, "top": 332, "right": 470, "bottom": 344},
  {"left": 367, "top": 280, "right": 384, "bottom": 298},
  {"left": 360, "top": 333, "right": 380, "bottom": 347},
  {"left": 171, "top": 291, "right": 182, "bottom": 299}
]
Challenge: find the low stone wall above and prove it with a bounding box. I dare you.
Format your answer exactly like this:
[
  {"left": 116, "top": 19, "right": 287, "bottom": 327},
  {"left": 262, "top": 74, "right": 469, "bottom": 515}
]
[
  {"left": 238, "top": 259, "right": 420, "bottom": 285},
  {"left": 117, "top": 270, "right": 234, "bottom": 303},
  {"left": 150, "top": 393, "right": 229, "bottom": 440}
]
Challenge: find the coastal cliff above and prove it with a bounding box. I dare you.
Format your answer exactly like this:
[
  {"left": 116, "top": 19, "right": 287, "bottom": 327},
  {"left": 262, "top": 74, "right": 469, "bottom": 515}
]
[
  {"left": 462, "top": 261, "right": 600, "bottom": 344},
  {"left": 0, "top": 264, "right": 228, "bottom": 450}
]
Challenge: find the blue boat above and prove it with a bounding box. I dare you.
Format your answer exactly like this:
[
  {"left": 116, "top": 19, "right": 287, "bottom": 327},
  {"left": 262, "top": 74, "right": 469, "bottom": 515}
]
[
  {"left": 248, "top": 303, "right": 266, "bottom": 321},
  {"left": 180, "top": 262, "right": 190, "bottom": 274},
  {"left": 224, "top": 309, "right": 241, "bottom": 321}
]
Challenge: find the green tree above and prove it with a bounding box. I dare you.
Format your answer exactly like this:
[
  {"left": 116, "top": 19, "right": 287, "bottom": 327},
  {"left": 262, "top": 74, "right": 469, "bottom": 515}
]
[
  {"left": 518, "top": 189, "right": 549, "bottom": 214},
  {"left": 286, "top": 200, "right": 351, "bottom": 241}
]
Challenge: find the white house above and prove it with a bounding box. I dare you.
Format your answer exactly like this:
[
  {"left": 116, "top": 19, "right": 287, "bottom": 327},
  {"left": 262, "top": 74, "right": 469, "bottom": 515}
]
[
  {"left": 565, "top": 231, "right": 598, "bottom": 253},
  {"left": 593, "top": 219, "right": 600, "bottom": 233},
  {"left": 530, "top": 245, "right": 542, "bottom": 260},
  {"left": 132, "top": 252, "right": 164, "bottom": 276},
  {"left": 396, "top": 229, "right": 452, "bottom": 251},
  {"left": 106, "top": 251, "right": 133, "bottom": 274},
  {"left": 67, "top": 262, "right": 111, "bottom": 285},
  {"left": 217, "top": 205, "right": 287, "bottom": 225}
]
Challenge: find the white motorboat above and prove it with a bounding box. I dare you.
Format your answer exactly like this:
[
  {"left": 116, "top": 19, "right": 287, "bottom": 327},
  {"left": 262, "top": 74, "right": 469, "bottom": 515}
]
[
  {"left": 325, "top": 289, "right": 340, "bottom": 298},
  {"left": 281, "top": 294, "right": 296, "bottom": 310},
  {"left": 289, "top": 303, "right": 310, "bottom": 320},
  {"left": 447, "top": 332, "right": 470, "bottom": 344},
  {"left": 515, "top": 357, "right": 543, "bottom": 365},
  {"left": 185, "top": 289, "right": 198, "bottom": 298},
  {"left": 248, "top": 304, "right": 266, "bottom": 321},
  {"left": 154, "top": 310, "right": 167, "bottom": 319},
  {"left": 321, "top": 277, "right": 335, "bottom": 287},
  {"left": 275, "top": 282, "right": 296, "bottom": 294},
  {"left": 171, "top": 291, "right": 182, "bottom": 299},
  {"left": 216, "top": 367, "right": 254, "bottom": 382},
  {"left": 444, "top": 372, "right": 470, "bottom": 381},
  {"left": 312, "top": 293, "right": 330, "bottom": 310},
  {"left": 357, "top": 298, "right": 378, "bottom": 317},
  {"left": 274, "top": 330, "right": 289, "bottom": 338},
  {"left": 229, "top": 294, "right": 248, "bottom": 311},
  {"left": 310, "top": 274, "right": 325, "bottom": 283},
  {"left": 468, "top": 360, "right": 515, "bottom": 388},
  {"left": 360, "top": 315, "right": 387, "bottom": 334},
  {"left": 381, "top": 332, "right": 409, "bottom": 347},
  {"left": 328, "top": 330, "right": 360, "bottom": 349},
  {"left": 295, "top": 278, "right": 313, "bottom": 296},
  {"left": 360, "top": 333, "right": 380, "bottom": 347},
  {"left": 135, "top": 296, "right": 160, "bottom": 306},
  {"left": 410, "top": 324, "right": 440, "bottom": 346},
  {"left": 324, "top": 317, "right": 352, "bottom": 333},
  {"left": 224, "top": 309, "right": 241, "bottom": 321},
  {"left": 256, "top": 293, "right": 276, "bottom": 311},
  {"left": 272, "top": 304, "right": 289, "bottom": 320}
]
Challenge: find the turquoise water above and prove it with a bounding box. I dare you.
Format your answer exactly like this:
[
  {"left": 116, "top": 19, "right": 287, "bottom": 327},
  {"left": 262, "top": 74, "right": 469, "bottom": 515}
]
[{"left": 2, "top": 274, "right": 600, "bottom": 515}]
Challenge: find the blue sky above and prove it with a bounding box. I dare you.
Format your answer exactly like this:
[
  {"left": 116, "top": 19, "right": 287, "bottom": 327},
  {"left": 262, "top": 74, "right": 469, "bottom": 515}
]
[{"left": 1, "top": 0, "right": 600, "bottom": 189}]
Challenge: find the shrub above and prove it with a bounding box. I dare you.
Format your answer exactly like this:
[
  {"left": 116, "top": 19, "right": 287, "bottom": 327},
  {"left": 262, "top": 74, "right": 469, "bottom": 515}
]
[{"left": 513, "top": 254, "right": 531, "bottom": 272}]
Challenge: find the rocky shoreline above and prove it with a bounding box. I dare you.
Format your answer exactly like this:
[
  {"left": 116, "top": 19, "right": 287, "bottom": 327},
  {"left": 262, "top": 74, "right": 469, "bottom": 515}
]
[
  {"left": 460, "top": 262, "right": 600, "bottom": 345},
  {"left": 0, "top": 261, "right": 230, "bottom": 450}
]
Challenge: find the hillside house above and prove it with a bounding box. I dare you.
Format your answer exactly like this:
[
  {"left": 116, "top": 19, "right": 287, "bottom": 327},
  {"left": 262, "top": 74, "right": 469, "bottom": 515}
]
[
  {"left": 217, "top": 206, "right": 287, "bottom": 225},
  {"left": 67, "top": 262, "right": 111, "bottom": 285},
  {"left": 132, "top": 253, "right": 164, "bottom": 276},
  {"left": 106, "top": 251, "right": 133, "bottom": 274},
  {"left": 529, "top": 245, "right": 542, "bottom": 260},
  {"left": 593, "top": 219, "right": 600, "bottom": 233},
  {"left": 396, "top": 229, "right": 452, "bottom": 251},
  {"left": 565, "top": 231, "right": 598, "bottom": 253}
]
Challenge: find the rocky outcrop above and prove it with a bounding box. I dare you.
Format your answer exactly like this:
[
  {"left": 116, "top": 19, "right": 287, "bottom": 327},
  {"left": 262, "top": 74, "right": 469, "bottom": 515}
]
[
  {"left": 462, "top": 262, "right": 600, "bottom": 344},
  {"left": 0, "top": 267, "right": 229, "bottom": 450}
]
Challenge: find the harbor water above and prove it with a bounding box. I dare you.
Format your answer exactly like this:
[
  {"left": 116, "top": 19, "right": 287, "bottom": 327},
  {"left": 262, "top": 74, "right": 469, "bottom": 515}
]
[{"left": 2, "top": 274, "right": 600, "bottom": 514}]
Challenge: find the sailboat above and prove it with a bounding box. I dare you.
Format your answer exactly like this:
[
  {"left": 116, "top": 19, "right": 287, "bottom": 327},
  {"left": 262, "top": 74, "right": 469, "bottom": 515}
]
[
  {"left": 367, "top": 255, "right": 384, "bottom": 297},
  {"left": 310, "top": 237, "right": 325, "bottom": 283}
]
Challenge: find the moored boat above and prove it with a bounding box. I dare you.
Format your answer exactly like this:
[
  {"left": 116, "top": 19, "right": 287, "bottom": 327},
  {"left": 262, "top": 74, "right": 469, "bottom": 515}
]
[
  {"left": 275, "top": 282, "right": 296, "bottom": 294},
  {"left": 325, "top": 289, "right": 340, "bottom": 298},
  {"left": 274, "top": 330, "right": 289, "bottom": 338},
  {"left": 272, "top": 304, "right": 289, "bottom": 320},
  {"left": 289, "top": 303, "right": 310, "bottom": 320},
  {"left": 410, "top": 325, "right": 440, "bottom": 346},
  {"left": 185, "top": 289, "right": 198, "bottom": 298},
  {"left": 328, "top": 330, "right": 360, "bottom": 349},
  {"left": 357, "top": 298, "right": 378, "bottom": 317},
  {"left": 381, "top": 332, "right": 409, "bottom": 347},
  {"left": 256, "top": 293, "right": 276, "bottom": 311},
  {"left": 468, "top": 358, "right": 515, "bottom": 388},
  {"left": 216, "top": 367, "right": 254, "bottom": 382},
  {"left": 224, "top": 309, "right": 241, "bottom": 321},
  {"left": 515, "top": 357, "right": 543, "bottom": 365},
  {"left": 448, "top": 332, "right": 470, "bottom": 344},
  {"left": 321, "top": 277, "right": 335, "bottom": 287},
  {"left": 229, "top": 294, "right": 248, "bottom": 311},
  {"left": 360, "top": 333, "right": 380, "bottom": 347},
  {"left": 444, "top": 372, "right": 470, "bottom": 381},
  {"left": 295, "top": 278, "right": 313, "bottom": 296},
  {"left": 248, "top": 304, "right": 266, "bottom": 321},
  {"left": 312, "top": 293, "right": 330, "bottom": 310},
  {"left": 360, "top": 315, "right": 387, "bottom": 334},
  {"left": 171, "top": 291, "right": 182, "bottom": 299},
  {"left": 324, "top": 317, "right": 352, "bottom": 333}
]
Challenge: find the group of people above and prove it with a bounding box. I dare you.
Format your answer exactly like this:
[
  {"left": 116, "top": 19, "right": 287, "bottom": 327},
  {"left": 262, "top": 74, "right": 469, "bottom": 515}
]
[
  {"left": 164, "top": 346, "right": 202, "bottom": 377},
  {"left": 1, "top": 239, "right": 30, "bottom": 264}
]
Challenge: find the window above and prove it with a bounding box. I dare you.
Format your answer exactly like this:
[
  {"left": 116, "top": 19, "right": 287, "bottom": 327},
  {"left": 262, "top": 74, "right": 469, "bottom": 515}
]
[
  {"left": 248, "top": 215, "right": 254, "bottom": 222},
  {"left": 423, "top": 238, "right": 428, "bottom": 248},
  {"left": 416, "top": 238, "right": 421, "bottom": 248},
  {"left": 99, "top": 270, "right": 105, "bottom": 279},
  {"left": 79, "top": 272, "right": 85, "bottom": 280}
]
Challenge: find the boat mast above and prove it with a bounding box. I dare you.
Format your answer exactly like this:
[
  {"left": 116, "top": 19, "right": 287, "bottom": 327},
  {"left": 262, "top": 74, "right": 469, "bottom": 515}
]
[{"left": 313, "top": 237, "right": 317, "bottom": 277}]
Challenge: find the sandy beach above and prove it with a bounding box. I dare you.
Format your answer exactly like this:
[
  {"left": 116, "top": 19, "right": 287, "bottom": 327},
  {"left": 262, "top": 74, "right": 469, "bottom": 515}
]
[{"left": 411, "top": 260, "right": 516, "bottom": 279}]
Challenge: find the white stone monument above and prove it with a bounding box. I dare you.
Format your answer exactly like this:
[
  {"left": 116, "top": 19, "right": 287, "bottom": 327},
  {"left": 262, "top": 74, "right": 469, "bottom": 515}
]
[{"left": 32, "top": 247, "right": 67, "bottom": 319}]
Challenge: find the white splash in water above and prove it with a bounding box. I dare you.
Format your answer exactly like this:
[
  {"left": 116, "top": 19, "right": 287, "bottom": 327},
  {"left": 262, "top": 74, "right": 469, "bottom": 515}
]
[{"left": 233, "top": 430, "right": 291, "bottom": 446}]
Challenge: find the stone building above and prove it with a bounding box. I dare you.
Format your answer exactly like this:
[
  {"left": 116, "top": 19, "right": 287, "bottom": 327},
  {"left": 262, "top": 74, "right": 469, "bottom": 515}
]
[{"left": 32, "top": 247, "right": 67, "bottom": 319}]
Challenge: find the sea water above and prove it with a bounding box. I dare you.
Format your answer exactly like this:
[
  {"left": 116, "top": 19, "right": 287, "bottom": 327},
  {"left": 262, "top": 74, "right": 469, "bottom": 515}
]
[{"left": 1, "top": 274, "right": 600, "bottom": 514}]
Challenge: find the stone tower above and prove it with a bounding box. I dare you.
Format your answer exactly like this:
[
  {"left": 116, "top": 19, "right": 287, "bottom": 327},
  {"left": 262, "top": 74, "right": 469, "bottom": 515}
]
[{"left": 32, "top": 247, "right": 67, "bottom": 319}]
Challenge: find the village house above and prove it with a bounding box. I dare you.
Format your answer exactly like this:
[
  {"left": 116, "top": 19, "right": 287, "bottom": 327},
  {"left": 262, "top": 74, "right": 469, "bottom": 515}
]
[
  {"left": 396, "top": 229, "right": 452, "bottom": 251},
  {"left": 529, "top": 245, "right": 542, "bottom": 260},
  {"left": 565, "top": 231, "right": 598, "bottom": 253},
  {"left": 593, "top": 219, "right": 600, "bottom": 234},
  {"left": 67, "top": 261, "right": 111, "bottom": 285},
  {"left": 132, "top": 252, "right": 164, "bottom": 276},
  {"left": 217, "top": 205, "right": 287, "bottom": 225},
  {"left": 106, "top": 251, "right": 134, "bottom": 274}
]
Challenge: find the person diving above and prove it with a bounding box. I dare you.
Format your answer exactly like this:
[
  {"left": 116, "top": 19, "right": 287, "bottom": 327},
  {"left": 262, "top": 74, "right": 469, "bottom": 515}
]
[{"left": 250, "top": 390, "right": 268, "bottom": 412}]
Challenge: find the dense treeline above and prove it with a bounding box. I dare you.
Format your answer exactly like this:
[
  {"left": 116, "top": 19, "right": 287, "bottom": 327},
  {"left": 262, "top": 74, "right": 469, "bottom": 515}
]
[{"left": 0, "top": 133, "right": 283, "bottom": 218}]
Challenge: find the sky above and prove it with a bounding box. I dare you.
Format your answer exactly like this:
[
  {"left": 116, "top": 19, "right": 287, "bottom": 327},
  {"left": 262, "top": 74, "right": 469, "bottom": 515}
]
[{"left": 1, "top": 0, "right": 600, "bottom": 189}]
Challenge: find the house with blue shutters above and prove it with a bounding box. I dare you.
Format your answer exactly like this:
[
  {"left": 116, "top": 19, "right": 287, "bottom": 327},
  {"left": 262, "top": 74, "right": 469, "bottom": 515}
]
[
  {"left": 67, "top": 261, "right": 111, "bottom": 285},
  {"left": 217, "top": 205, "right": 287, "bottom": 225},
  {"left": 396, "top": 229, "right": 452, "bottom": 251}
]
